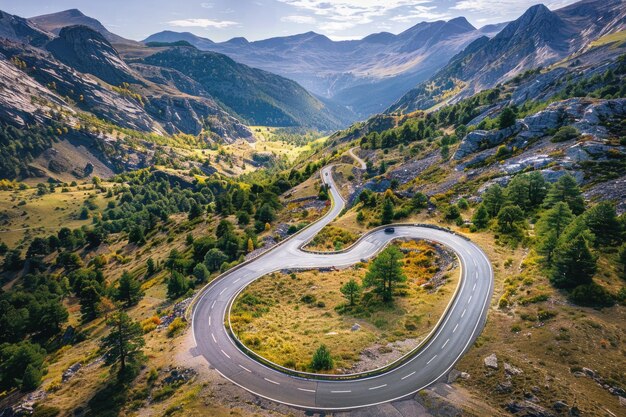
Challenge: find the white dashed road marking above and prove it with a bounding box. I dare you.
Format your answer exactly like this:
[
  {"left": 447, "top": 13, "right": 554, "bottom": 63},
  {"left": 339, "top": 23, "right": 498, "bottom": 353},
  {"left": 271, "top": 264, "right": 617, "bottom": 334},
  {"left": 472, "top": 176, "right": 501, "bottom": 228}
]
[
  {"left": 331, "top": 390, "right": 351, "bottom": 394},
  {"left": 239, "top": 364, "right": 251, "bottom": 372},
  {"left": 442, "top": 338, "right": 449, "bottom": 349},
  {"left": 264, "top": 378, "right": 280, "bottom": 385},
  {"left": 369, "top": 384, "right": 387, "bottom": 390},
  {"left": 453, "top": 323, "right": 459, "bottom": 333},
  {"left": 401, "top": 371, "right": 416, "bottom": 380},
  {"left": 427, "top": 355, "right": 437, "bottom": 365},
  {"left": 211, "top": 333, "right": 217, "bottom": 343},
  {"left": 297, "top": 388, "right": 316, "bottom": 393}
]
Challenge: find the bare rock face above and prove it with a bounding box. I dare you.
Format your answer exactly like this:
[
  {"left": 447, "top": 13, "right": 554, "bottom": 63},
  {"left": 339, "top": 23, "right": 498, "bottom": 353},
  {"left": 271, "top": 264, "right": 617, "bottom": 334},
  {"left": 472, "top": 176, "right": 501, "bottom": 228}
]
[
  {"left": 46, "top": 25, "right": 136, "bottom": 86},
  {"left": 484, "top": 353, "right": 498, "bottom": 369}
]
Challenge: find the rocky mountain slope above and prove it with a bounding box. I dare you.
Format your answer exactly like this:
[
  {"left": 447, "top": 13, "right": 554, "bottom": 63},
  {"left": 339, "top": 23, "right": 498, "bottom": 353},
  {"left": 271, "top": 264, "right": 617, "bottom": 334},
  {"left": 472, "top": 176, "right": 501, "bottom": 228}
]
[
  {"left": 389, "top": 0, "right": 626, "bottom": 114},
  {"left": 144, "top": 18, "right": 505, "bottom": 118},
  {"left": 0, "top": 9, "right": 354, "bottom": 180},
  {"left": 29, "top": 8, "right": 138, "bottom": 46}
]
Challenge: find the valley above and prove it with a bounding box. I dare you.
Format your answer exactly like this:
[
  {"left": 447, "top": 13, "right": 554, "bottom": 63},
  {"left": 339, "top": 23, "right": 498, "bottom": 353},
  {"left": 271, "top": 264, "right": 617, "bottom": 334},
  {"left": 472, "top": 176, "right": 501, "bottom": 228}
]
[{"left": 0, "top": 1, "right": 625, "bottom": 416}]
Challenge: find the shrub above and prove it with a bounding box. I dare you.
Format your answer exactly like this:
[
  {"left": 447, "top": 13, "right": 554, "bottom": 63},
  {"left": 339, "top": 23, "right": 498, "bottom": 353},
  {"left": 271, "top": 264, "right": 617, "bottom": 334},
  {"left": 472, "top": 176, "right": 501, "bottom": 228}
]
[
  {"left": 310, "top": 345, "right": 333, "bottom": 371},
  {"left": 551, "top": 126, "right": 580, "bottom": 143},
  {"left": 569, "top": 282, "right": 615, "bottom": 308},
  {"left": 167, "top": 317, "right": 186, "bottom": 337}
]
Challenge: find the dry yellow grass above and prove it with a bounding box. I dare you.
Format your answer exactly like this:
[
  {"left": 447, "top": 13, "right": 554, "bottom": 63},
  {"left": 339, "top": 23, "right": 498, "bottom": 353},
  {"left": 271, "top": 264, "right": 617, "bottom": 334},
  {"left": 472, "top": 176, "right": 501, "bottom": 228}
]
[
  {"left": 0, "top": 184, "right": 106, "bottom": 247},
  {"left": 231, "top": 240, "right": 459, "bottom": 373}
]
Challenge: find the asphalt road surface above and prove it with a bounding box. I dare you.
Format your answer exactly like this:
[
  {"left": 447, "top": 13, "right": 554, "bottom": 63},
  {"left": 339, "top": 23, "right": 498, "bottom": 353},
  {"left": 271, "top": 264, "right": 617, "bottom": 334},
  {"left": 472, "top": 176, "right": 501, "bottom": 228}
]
[{"left": 192, "top": 164, "right": 494, "bottom": 410}]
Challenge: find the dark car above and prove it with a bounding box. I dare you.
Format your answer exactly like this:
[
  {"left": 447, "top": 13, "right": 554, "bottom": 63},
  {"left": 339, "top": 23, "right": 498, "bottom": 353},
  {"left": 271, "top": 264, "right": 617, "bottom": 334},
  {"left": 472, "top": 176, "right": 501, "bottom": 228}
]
[{"left": 384, "top": 227, "right": 395, "bottom": 234}]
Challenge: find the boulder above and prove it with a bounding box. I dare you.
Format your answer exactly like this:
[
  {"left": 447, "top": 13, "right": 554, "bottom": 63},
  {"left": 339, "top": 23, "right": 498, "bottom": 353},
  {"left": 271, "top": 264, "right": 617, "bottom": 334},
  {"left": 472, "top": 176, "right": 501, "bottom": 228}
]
[
  {"left": 504, "top": 362, "right": 523, "bottom": 376},
  {"left": 484, "top": 353, "right": 498, "bottom": 369}
]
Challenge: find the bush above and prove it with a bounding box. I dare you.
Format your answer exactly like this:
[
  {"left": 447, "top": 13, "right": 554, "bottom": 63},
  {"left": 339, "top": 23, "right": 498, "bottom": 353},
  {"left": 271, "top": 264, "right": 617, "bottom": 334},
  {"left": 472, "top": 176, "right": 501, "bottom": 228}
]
[
  {"left": 310, "top": 344, "right": 333, "bottom": 371},
  {"left": 167, "top": 317, "right": 186, "bottom": 337},
  {"left": 569, "top": 282, "right": 615, "bottom": 308},
  {"left": 551, "top": 126, "right": 580, "bottom": 143}
]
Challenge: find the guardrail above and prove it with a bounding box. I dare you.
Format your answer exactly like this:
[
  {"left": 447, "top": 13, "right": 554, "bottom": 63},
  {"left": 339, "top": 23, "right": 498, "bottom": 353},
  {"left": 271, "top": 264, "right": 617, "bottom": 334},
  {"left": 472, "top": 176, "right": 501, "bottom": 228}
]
[{"left": 224, "top": 224, "right": 468, "bottom": 380}]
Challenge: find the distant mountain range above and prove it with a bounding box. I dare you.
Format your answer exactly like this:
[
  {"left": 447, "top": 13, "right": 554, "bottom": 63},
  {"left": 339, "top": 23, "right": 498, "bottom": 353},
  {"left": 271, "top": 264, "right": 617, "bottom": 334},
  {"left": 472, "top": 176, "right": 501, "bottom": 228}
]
[
  {"left": 389, "top": 0, "right": 626, "bottom": 114},
  {"left": 144, "top": 19, "right": 506, "bottom": 118}
]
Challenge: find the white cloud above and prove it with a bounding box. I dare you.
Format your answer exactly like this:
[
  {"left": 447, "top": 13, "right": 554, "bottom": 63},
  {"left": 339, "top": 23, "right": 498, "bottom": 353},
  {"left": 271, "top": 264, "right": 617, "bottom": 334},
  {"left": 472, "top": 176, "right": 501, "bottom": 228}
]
[
  {"left": 277, "top": 0, "right": 433, "bottom": 32},
  {"left": 167, "top": 18, "right": 239, "bottom": 29},
  {"left": 390, "top": 5, "right": 450, "bottom": 22},
  {"left": 200, "top": 2, "right": 214, "bottom": 8},
  {"left": 281, "top": 15, "right": 316, "bottom": 24},
  {"left": 450, "top": 0, "right": 572, "bottom": 13}
]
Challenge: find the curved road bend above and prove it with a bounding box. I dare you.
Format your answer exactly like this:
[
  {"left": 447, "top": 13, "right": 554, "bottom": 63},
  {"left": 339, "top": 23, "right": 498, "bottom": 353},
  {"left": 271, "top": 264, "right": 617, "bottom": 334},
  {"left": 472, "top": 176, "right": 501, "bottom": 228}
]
[{"left": 192, "top": 164, "right": 494, "bottom": 410}]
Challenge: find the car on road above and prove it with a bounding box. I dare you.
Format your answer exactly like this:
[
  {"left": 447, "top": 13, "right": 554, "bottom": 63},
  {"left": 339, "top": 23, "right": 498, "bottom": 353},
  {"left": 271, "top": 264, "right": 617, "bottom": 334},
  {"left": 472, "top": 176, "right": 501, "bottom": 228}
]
[{"left": 384, "top": 227, "right": 395, "bottom": 234}]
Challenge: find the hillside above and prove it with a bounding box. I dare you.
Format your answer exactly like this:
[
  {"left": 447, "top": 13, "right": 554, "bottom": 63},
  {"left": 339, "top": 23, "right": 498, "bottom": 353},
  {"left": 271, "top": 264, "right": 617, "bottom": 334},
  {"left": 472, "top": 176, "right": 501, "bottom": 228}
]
[
  {"left": 138, "top": 45, "right": 353, "bottom": 130},
  {"left": 0, "top": 2, "right": 625, "bottom": 417},
  {"left": 144, "top": 18, "right": 504, "bottom": 118},
  {"left": 389, "top": 0, "right": 626, "bottom": 114}
]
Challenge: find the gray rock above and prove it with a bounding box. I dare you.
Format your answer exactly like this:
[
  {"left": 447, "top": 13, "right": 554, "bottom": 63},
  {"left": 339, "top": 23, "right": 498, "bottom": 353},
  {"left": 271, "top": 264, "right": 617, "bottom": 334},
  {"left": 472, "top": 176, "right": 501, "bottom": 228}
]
[
  {"left": 351, "top": 323, "right": 361, "bottom": 331},
  {"left": 504, "top": 362, "right": 523, "bottom": 376},
  {"left": 484, "top": 353, "right": 498, "bottom": 369},
  {"left": 619, "top": 396, "right": 626, "bottom": 407},
  {"left": 495, "top": 380, "right": 512, "bottom": 393},
  {"left": 582, "top": 367, "right": 595, "bottom": 377},
  {"left": 62, "top": 362, "right": 82, "bottom": 382},
  {"left": 454, "top": 124, "right": 522, "bottom": 160},
  {"left": 553, "top": 401, "right": 568, "bottom": 411}
]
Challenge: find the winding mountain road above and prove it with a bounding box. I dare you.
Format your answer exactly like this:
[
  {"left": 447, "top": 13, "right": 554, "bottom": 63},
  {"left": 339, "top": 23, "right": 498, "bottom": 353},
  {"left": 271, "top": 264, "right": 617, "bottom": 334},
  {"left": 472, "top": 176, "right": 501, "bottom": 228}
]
[{"left": 191, "top": 157, "right": 494, "bottom": 410}]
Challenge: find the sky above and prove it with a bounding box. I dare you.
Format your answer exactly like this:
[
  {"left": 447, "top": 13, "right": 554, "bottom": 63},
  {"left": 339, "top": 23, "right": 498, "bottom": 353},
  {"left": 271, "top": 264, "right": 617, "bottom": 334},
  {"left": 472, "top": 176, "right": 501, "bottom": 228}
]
[{"left": 5, "top": 0, "right": 578, "bottom": 42}]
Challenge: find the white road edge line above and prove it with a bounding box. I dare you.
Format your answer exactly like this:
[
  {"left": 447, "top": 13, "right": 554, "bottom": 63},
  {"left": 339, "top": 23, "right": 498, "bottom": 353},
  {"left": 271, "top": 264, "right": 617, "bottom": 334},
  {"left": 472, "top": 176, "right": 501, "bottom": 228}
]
[
  {"left": 264, "top": 378, "right": 280, "bottom": 385},
  {"left": 221, "top": 349, "right": 230, "bottom": 359},
  {"left": 369, "top": 384, "right": 387, "bottom": 390},
  {"left": 401, "top": 371, "right": 416, "bottom": 380},
  {"left": 427, "top": 355, "right": 437, "bottom": 365},
  {"left": 239, "top": 364, "right": 251, "bottom": 372}
]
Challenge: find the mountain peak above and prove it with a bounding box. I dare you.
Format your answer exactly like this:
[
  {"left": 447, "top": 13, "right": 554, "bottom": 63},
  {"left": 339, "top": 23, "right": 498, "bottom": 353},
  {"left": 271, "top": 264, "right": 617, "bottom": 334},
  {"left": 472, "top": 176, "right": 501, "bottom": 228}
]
[
  {"left": 447, "top": 16, "right": 476, "bottom": 31},
  {"left": 61, "top": 9, "right": 86, "bottom": 17}
]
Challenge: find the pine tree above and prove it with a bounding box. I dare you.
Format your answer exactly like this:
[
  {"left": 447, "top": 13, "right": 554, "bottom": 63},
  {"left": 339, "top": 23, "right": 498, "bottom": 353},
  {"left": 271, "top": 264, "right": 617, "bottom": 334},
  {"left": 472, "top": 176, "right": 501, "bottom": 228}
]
[
  {"left": 364, "top": 246, "right": 406, "bottom": 302},
  {"left": 116, "top": 272, "right": 144, "bottom": 308},
  {"left": 472, "top": 204, "right": 489, "bottom": 229},
  {"left": 381, "top": 197, "right": 394, "bottom": 225},
  {"left": 340, "top": 279, "right": 361, "bottom": 306},
  {"left": 482, "top": 184, "right": 505, "bottom": 217},
  {"left": 498, "top": 107, "right": 517, "bottom": 129},
  {"left": 100, "top": 312, "right": 145, "bottom": 377},
  {"left": 167, "top": 271, "right": 191, "bottom": 299},
  {"left": 583, "top": 202, "right": 621, "bottom": 247},
  {"left": 618, "top": 243, "right": 626, "bottom": 280},
  {"left": 543, "top": 174, "right": 585, "bottom": 215},
  {"left": 310, "top": 344, "right": 333, "bottom": 371},
  {"left": 496, "top": 205, "right": 524, "bottom": 234},
  {"left": 193, "top": 263, "right": 210, "bottom": 283},
  {"left": 535, "top": 202, "right": 574, "bottom": 264},
  {"left": 79, "top": 285, "right": 102, "bottom": 322},
  {"left": 550, "top": 234, "right": 596, "bottom": 289}
]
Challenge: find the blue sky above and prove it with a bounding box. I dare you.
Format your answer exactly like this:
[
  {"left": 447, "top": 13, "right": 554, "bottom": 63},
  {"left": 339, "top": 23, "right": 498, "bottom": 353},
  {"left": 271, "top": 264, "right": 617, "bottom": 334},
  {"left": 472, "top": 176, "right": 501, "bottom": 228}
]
[{"left": 6, "top": 0, "right": 577, "bottom": 41}]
